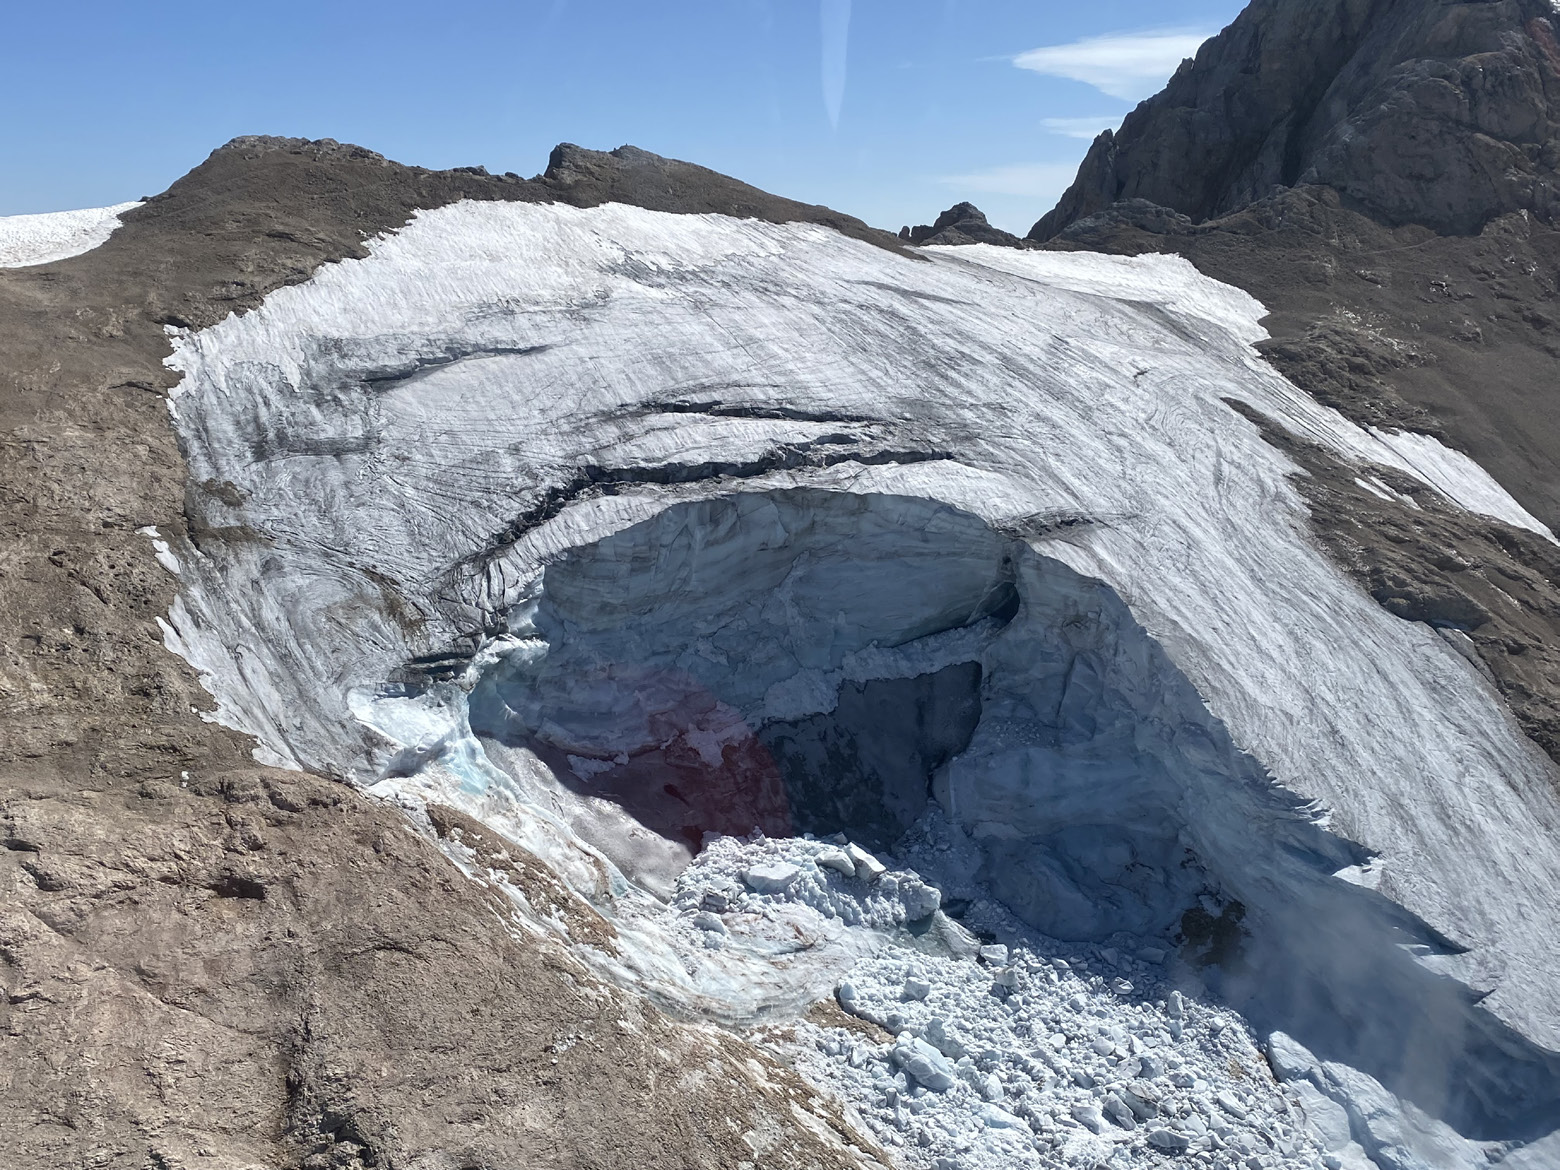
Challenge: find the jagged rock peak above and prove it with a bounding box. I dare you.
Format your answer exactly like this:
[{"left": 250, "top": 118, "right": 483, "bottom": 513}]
[
  {"left": 1030, "top": 0, "right": 1560, "bottom": 240},
  {"left": 900, "top": 202, "right": 1022, "bottom": 246}
]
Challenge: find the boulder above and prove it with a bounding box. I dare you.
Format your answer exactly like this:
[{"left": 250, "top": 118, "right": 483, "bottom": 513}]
[
  {"left": 906, "top": 203, "right": 1023, "bottom": 247},
  {"left": 743, "top": 861, "right": 800, "bottom": 894}
]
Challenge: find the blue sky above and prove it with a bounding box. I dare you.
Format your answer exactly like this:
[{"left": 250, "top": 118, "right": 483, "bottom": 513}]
[{"left": 2, "top": 0, "right": 1244, "bottom": 233}]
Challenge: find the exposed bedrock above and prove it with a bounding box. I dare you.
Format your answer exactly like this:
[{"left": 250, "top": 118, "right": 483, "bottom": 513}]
[
  {"left": 1031, "top": 0, "right": 1560, "bottom": 240},
  {"left": 464, "top": 487, "right": 1560, "bottom": 1140}
]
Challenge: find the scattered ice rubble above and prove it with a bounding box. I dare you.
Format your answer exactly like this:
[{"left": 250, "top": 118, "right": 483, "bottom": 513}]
[
  {"left": 424, "top": 787, "right": 1497, "bottom": 1170},
  {"left": 662, "top": 827, "right": 1495, "bottom": 1170}
]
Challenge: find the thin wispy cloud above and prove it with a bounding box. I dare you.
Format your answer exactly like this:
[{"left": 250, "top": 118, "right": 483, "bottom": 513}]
[
  {"left": 937, "top": 163, "right": 1078, "bottom": 199},
  {"left": 1014, "top": 28, "right": 1213, "bottom": 101},
  {"left": 821, "top": 0, "right": 851, "bottom": 129},
  {"left": 1042, "top": 116, "right": 1121, "bottom": 140}
]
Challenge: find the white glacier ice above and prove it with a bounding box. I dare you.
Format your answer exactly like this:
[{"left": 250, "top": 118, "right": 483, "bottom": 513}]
[
  {"left": 153, "top": 200, "right": 1560, "bottom": 1166},
  {"left": 0, "top": 201, "right": 141, "bottom": 267}
]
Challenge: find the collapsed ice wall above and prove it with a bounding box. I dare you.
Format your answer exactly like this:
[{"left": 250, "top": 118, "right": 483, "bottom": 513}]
[{"left": 155, "top": 200, "right": 1560, "bottom": 1152}]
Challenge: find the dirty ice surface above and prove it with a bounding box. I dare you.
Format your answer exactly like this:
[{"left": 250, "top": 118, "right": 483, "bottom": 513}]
[{"left": 0, "top": 202, "right": 141, "bottom": 267}]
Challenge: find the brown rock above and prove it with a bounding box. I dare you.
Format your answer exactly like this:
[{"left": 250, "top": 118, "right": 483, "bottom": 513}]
[{"left": 0, "top": 137, "right": 887, "bottom": 1170}]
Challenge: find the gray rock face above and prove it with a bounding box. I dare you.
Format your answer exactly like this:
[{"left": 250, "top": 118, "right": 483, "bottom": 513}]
[
  {"left": 1031, "top": 0, "right": 1560, "bottom": 239},
  {"left": 903, "top": 202, "right": 1023, "bottom": 247}
]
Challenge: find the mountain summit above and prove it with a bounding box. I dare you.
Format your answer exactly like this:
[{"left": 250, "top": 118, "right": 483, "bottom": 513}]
[{"left": 1032, "top": 0, "right": 1560, "bottom": 240}]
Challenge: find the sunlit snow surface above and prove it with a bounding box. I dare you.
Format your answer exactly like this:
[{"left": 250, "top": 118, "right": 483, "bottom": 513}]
[
  {"left": 156, "top": 202, "right": 1560, "bottom": 1168},
  {"left": 0, "top": 202, "right": 140, "bottom": 267}
]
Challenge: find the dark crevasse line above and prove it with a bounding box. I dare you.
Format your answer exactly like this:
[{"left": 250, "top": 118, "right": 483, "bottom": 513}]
[
  {"left": 450, "top": 441, "right": 957, "bottom": 581},
  {"left": 626, "top": 395, "right": 885, "bottom": 425},
  {"left": 356, "top": 343, "right": 553, "bottom": 391}
]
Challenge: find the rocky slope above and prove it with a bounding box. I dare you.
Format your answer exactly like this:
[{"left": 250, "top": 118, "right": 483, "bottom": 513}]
[{"left": 0, "top": 137, "right": 891, "bottom": 1170}]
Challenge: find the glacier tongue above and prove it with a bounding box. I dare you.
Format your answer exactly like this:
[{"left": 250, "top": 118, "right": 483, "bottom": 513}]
[{"left": 157, "top": 200, "right": 1560, "bottom": 1160}]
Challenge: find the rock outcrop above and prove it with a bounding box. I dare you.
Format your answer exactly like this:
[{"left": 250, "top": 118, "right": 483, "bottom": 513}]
[
  {"left": 1031, "top": 0, "right": 1560, "bottom": 240},
  {"left": 899, "top": 203, "right": 1022, "bottom": 247}
]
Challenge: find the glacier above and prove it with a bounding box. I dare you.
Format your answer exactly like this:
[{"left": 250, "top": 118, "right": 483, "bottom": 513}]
[
  {"left": 0, "top": 201, "right": 141, "bottom": 267},
  {"left": 152, "top": 199, "right": 1560, "bottom": 1166}
]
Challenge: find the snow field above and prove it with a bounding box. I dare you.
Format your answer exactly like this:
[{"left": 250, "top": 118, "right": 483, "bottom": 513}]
[{"left": 0, "top": 202, "right": 141, "bottom": 267}]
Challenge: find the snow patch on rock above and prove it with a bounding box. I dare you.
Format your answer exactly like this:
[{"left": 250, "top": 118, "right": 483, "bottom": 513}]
[
  {"left": 152, "top": 201, "right": 1560, "bottom": 1157},
  {"left": 0, "top": 201, "right": 141, "bottom": 267}
]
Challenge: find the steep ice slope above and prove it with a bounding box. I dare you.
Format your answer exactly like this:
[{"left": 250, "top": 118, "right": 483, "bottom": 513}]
[
  {"left": 0, "top": 201, "right": 142, "bottom": 267},
  {"left": 156, "top": 201, "right": 1560, "bottom": 1158}
]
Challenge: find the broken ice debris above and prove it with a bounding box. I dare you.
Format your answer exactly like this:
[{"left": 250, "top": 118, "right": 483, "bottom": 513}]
[
  {"left": 836, "top": 981, "right": 860, "bottom": 1013},
  {"left": 1102, "top": 1092, "right": 1136, "bottom": 1129},
  {"left": 977, "top": 1102, "right": 1027, "bottom": 1130},
  {"left": 1266, "top": 1029, "right": 1317, "bottom": 1081},
  {"left": 1216, "top": 1089, "right": 1250, "bottom": 1119},
  {"left": 902, "top": 974, "right": 932, "bottom": 1001},
  {"left": 1123, "top": 1081, "right": 1160, "bottom": 1119},
  {"left": 1148, "top": 1128, "right": 1191, "bottom": 1152},
  {"left": 815, "top": 846, "right": 856, "bottom": 877},
  {"left": 899, "top": 877, "right": 941, "bottom": 920},
  {"left": 1071, "top": 1103, "right": 1106, "bottom": 1133},
  {"left": 844, "top": 842, "right": 886, "bottom": 881},
  {"left": 743, "top": 861, "right": 801, "bottom": 894},
  {"left": 921, "top": 1017, "right": 966, "bottom": 1059},
  {"left": 691, "top": 911, "right": 727, "bottom": 934},
  {"left": 893, "top": 1035, "right": 956, "bottom": 1091}
]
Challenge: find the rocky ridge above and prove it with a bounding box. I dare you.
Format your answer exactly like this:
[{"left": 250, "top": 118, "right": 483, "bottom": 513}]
[{"left": 1031, "top": 0, "right": 1560, "bottom": 240}]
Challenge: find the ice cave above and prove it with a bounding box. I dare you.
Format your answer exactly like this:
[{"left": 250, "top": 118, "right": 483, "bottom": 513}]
[{"left": 446, "top": 488, "right": 1560, "bottom": 1140}]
